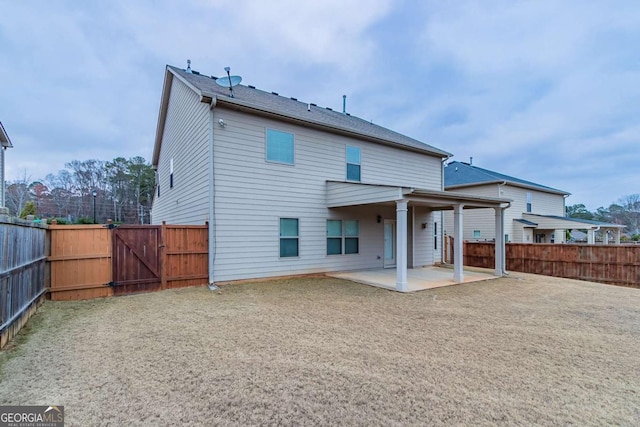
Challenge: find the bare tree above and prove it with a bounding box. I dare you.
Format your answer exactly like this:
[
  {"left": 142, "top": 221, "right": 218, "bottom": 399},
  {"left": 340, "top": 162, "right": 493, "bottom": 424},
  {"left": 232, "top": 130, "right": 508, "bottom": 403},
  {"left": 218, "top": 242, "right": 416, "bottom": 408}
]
[{"left": 5, "top": 170, "right": 32, "bottom": 216}]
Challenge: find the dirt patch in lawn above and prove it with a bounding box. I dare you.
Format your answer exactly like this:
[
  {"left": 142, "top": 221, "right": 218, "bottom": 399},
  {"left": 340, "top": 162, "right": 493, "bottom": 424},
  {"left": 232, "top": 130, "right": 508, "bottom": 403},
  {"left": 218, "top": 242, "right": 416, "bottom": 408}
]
[{"left": 1, "top": 273, "right": 639, "bottom": 426}]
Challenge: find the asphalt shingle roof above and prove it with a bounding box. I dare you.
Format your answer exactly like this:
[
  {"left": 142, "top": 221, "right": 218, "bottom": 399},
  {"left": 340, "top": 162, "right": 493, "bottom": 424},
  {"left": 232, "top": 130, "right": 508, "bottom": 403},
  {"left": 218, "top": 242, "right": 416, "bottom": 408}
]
[
  {"left": 168, "top": 65, "right": 450, "bottom": 158},
  {"left": 444, "top": 161, "right": 569, "bottom": 195}
]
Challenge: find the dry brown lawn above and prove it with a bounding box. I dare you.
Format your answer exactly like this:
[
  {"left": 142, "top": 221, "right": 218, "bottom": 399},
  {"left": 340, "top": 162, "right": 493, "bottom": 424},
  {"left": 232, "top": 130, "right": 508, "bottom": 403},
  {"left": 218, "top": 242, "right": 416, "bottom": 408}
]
[{"left": 1, "top": 273, "right": 639, "bottom": 426}]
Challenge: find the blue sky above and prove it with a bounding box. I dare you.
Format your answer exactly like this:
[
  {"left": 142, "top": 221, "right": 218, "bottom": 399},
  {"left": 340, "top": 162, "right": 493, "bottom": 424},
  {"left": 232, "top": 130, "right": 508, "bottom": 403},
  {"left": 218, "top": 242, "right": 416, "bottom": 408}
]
[{"left": 1, "top": 0, "right": 638, "bottom": 210}]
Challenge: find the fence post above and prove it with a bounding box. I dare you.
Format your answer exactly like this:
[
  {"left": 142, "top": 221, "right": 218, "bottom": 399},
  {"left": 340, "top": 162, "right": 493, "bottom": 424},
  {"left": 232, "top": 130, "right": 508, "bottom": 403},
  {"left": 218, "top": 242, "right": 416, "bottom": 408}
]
[{"left": 160, "top": 221, "right": 167, "bottom": 290}]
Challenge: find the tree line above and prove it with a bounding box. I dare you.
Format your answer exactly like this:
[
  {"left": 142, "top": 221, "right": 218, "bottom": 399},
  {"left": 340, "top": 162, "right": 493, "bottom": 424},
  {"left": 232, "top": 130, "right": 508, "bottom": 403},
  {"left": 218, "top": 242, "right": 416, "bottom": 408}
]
[
  {"left": 5, "top": 156, "right": 154, "bottom": 224},
  {"left": 566, "top": 194, "right": 640, "bottom": 240}
]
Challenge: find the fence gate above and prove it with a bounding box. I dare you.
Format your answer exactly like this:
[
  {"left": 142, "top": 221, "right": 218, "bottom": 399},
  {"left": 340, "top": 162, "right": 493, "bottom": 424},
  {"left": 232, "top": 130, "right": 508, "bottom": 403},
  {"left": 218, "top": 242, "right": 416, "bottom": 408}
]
[{"left": 111, "top": 225, "right": 162, "bottom": 295}]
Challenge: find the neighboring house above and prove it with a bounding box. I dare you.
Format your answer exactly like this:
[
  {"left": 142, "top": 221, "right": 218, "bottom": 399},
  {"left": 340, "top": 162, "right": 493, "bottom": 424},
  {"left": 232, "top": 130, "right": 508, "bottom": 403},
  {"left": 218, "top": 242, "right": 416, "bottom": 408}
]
[
  {"left": 150, "top": 64, "right": 510, "bottom": 290},
  {"left": 444, "top": 161, "right": 624, "bottom": 244},
  {"left": 0, "top": 121, "right": 13, "bottom": 210}
]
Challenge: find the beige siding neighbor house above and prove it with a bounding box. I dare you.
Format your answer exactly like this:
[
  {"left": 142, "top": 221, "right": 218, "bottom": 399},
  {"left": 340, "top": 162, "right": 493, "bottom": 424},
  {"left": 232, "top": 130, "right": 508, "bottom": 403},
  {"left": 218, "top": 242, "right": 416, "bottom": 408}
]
[
  {"left": 151, "top": 65, "right": 510, "bottom": 290},
  {"left": 443, "top": 161, "right": 624, "bottom": 244},
  {"left": 0, "top": 122, "right": 13, "bottom": 210}
]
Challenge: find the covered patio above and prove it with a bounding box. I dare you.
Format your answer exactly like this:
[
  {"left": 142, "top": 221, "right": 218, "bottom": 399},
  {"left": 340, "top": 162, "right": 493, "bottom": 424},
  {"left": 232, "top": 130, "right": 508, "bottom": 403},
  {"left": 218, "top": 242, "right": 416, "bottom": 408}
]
[
  {"left": 328, "top": 266, "right": 499, "bottom": 292},
  {"left": 327, "top": 181, "right": 512, "bottom": 292}
]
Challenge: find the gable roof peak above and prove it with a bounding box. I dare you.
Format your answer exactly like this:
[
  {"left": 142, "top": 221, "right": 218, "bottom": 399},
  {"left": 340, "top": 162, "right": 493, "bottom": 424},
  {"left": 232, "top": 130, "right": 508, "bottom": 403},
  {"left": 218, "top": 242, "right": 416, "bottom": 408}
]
[{"left": 162, "top": 64, "right": 451, "bottom": 159}]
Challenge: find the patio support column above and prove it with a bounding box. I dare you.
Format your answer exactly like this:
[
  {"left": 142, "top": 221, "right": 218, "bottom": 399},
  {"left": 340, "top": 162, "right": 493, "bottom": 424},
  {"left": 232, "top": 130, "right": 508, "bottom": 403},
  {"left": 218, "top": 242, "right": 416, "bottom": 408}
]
[
  {"left": 603, "top": 230, "right": 610, "bottom": 245},
  {"left": 615, "top": 229, "right": 621, "bottom": 245},
  {"left": 453, "top": 204, "right": 464, "bottom": 282},
  {"left": 494, "top": 207, "right": 504, "bottom": 276},
  {"left": 396, "top": 199, "right": 408, "bottom": 292},
  {"left": 587, "top": 229, "right": 595, "bottom": 244}
]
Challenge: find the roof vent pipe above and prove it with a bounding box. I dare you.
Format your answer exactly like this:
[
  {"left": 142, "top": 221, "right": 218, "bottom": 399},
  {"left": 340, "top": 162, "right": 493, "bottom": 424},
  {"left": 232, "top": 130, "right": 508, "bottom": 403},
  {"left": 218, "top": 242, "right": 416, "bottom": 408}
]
[
  {"left": 186, "top": 59, "right": 192, "bottom": 74},
  {"left": 470, "top": 156, "right": 473, "bottom": 165},
  {"left": 342, "top": 95, "right": 347, "bottom": 114}
]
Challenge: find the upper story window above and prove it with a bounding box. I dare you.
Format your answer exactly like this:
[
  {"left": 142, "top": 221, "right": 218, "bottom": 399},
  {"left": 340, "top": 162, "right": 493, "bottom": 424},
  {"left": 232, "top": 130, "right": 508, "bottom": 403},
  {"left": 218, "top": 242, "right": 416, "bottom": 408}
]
[
  {"left": 266, "top": 129, "right": 294, "bottom": 164},
  {"left": 526, "top": 192, "right": 532, "bottom": 213},
  {"left": 346, "top": 146, "right": 361, "bottom": 181}
]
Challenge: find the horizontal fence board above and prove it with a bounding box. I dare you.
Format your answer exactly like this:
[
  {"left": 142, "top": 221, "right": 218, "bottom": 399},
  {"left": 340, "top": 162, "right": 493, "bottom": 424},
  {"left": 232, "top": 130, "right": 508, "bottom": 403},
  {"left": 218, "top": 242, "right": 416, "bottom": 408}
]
[
  {"left": 464, "top": 242, "right": 640, "bottom": 287},
  {"left": 47, "top": 223, "right": 209, "bottom": 301}
]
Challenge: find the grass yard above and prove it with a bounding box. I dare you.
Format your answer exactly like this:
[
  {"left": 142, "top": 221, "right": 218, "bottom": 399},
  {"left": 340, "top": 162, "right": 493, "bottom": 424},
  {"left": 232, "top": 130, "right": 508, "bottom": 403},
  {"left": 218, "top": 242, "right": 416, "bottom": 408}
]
[{"left": 1, "top": 273, "right": 639, "bottom": 426}]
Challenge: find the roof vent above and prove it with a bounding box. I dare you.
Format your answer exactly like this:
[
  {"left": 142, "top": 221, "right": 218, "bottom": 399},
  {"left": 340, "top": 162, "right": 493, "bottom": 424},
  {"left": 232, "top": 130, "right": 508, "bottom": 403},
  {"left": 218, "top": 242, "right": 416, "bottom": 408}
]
[
  {"left": 470, "top": 156, "right": 473, "bottom": 165},
  {"left": 248, "top": 85, "right": 255, "bottom": 89},
  {"left": 290, "top": 97, "right": 297, "bottom": 101},
  {"left": 342, "top": 95, "right": 347, "bottom": 114},
  {"left": 310, "top": 103, "right": 317, "bottom": 107},
  {"left": 271, "top": 92, "right": 279, "bottom": 96},
  {"left": 186, "top": 59, "right": 192, "bottom": 74},
  {"left": 326, "top": 107, "right": 333, "bottom": 111}
]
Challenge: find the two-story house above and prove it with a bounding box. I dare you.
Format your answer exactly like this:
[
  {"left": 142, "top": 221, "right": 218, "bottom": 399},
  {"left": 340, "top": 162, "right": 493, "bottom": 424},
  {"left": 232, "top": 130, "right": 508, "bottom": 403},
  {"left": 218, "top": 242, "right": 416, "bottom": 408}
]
[
  {"left": 151, "top": 65, "right": 510, "bottom": 291},
  {"left": 443, "top": 161, "right": 624, "bottom": 244},
  {"left": 0, "top": 121, "right": 13, "bottom": 210}
]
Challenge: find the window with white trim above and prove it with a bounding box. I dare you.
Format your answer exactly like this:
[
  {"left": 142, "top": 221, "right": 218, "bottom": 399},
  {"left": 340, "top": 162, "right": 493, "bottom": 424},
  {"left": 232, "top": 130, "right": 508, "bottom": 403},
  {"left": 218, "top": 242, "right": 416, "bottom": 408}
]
[
  {"left": 473, "top": 230, "right": 481, "bottom": 238},
  {"left": 266, "top": 129, "right": 294, "bottom": 164},
  {"left": 280, "top": 218, "right": 299, "bottom": 257},
  {"left": 170, "top": 158, "right": 174, "bottom": 188},
  {"left": 526, "top": 192, "right": 532, "bottom": 213},
  {"left": 326, "top": 220, "right": 359, "bottom": 255},
  {"left": 346, "top": 146, "right": 361, "bottom": 181}
]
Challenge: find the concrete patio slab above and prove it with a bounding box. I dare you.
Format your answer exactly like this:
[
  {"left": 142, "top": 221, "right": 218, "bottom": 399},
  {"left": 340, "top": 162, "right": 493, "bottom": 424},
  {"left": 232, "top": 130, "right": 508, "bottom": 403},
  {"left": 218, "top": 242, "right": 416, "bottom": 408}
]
[{"left": 327, "top": 266, "right": 499, "bottom": 292}]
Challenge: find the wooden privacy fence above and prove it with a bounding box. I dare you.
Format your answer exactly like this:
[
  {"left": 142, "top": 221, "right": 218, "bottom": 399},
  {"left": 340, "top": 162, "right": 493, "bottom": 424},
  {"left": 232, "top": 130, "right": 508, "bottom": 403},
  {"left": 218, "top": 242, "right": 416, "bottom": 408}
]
[
  {"left": 0, "top": 218, "right": 47, "bottom": 349},
  {"left": 48, "top": 223, "right": 208, "bottom": 300},
  {"left": 464, "top": 242, "right": 640, "bottom": 287}
]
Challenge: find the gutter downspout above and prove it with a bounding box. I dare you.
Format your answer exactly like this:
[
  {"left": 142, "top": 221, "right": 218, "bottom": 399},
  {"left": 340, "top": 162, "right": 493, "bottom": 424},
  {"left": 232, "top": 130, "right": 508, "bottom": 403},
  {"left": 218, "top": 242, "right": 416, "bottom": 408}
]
[{"left": 207, "top": 96, "right": 218, "bottom": 289}]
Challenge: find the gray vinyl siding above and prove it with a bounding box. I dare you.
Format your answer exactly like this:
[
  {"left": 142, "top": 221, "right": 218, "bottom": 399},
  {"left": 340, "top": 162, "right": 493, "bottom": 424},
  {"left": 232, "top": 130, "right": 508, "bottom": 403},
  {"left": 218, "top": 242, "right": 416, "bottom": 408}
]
[
  {"left": 327, "top": 182, "right": 403, "bottom": 207},
  {"left": 444, "top": 183, "right": 566, "bottom": 242},
  {"left": 443, "top": 184, "right": 499, "bottom": 241},
  {"left": 151, "top": 78, "right": 210, "bottom": 225},
  {"left": 413, "top": 207, "right": 436, "bottom": 267},
  {"left": 210, "top": 107, "right": 442, "bottom": 282}
]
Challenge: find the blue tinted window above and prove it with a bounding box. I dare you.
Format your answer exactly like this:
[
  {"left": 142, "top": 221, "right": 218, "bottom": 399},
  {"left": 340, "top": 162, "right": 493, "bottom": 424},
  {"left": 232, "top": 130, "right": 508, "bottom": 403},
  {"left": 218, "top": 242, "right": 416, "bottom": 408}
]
[
  {"left": 346, "top": 146, "right": 361, "bottom": 181},
  {"left": 267, "top": 129, "right": 294, "bottom": 164},
  {"left": 280, "top": 218, "right": 299, "bottom": 257}
]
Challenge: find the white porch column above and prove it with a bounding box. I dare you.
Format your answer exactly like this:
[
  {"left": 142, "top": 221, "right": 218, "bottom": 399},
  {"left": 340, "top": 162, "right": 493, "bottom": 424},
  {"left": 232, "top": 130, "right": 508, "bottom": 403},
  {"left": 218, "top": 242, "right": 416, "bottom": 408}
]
[
  {"left": 453, "top": 204, "right": 464, "bottom": 282},
  {"left": 603, "top": 230, "right": 610, "bottom": 245},
  {"left": 587, "top": 229, "right": 595, "bottom": 244},
  {"left": 396, "top": 200, "right": 408, "bottom": 292},
  {"left": 555, "top": 229, "right": 565, "bottom": 244},
  {"left": 494, "top": 207, "right": 504, "bottom": 276},
  {"left": 615, "top": 229, "right": 621, "bottom": 245}
]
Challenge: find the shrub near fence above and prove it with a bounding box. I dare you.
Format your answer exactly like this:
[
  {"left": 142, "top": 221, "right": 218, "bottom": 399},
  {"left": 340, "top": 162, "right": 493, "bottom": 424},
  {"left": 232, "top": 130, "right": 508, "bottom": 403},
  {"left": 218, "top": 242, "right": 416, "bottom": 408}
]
[
  {"left": 465, "top": 242, "right": 640, "bottom": 288},
  {"left": 0, "top": 217, "right": 47, "bottom": 349}
]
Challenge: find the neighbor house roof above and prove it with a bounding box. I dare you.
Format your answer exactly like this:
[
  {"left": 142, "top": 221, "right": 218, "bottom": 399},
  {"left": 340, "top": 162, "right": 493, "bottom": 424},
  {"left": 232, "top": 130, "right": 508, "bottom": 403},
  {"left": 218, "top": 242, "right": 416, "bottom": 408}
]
[
  {"left": 153, "top": 65, "right": 451, "bottom": 166},
  {"left": 0, "top": 122, "right": 12, "bottom": 148},
  {"left": 531, "top": 214, "right": 625, "bottom": 229},
  {"left": 514, "top": 218, "right": 538, "bottom": 227},
  {"left": 444, "top": 161, "right": 569, "bottom": 195}
]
